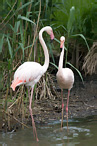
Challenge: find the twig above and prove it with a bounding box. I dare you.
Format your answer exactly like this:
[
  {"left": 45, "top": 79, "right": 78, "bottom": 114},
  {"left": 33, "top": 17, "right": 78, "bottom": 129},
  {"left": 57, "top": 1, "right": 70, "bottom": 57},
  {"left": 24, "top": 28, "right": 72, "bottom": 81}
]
[
  {"left": 13, "top": 60, "right": 21, "bottom": 71},
  {"left": 3, "top": 110, "right": 30, "bottom": 129},
  {"left": 83, "top": 101, "right": 95, "bottom": 108},
  {"left": 8, "top": 98, "right": 20, "bottom": 109},
  {"left": 0, "top": 0, "right": 17, "bottom": 25},
  {"left": 28, "top": 0, "right": 41, "bottom": 61},
  {"left": 0, "top": 1, "right": 17, "bottom": 30},
  {"left": 4, "top": 86, "right": 9, "bottom": 111}
]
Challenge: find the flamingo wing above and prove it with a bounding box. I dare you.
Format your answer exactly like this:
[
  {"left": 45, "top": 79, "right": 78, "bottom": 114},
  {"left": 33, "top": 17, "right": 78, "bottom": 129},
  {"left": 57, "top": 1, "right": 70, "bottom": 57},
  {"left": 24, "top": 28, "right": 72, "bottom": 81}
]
[
  {"left": 62, "top": 68, "right": 74, "bottom": 89},
  {"left": 11, "top": 62, "right": 43, "bottom": 91},
  {"left": 57, "top": 68, "right": 74, "bottom": 90}
]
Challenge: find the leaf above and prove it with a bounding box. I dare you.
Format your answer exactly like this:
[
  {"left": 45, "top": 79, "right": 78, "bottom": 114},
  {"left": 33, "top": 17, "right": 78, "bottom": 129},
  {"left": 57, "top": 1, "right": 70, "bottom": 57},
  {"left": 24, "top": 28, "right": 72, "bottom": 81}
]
[
  {"left": 14, "top": 21, "right": 20, "bottom": 33},
  {"left": 7, "top": 37, "right": 13, "bottom": 59},
  {"left": 24, "top": 44, "right": 33, "bottom": 50},
  {"left": 18, "top": 15, "right": 36, "bottom": 25},
  {"left": 19, "top": 20, "right": 24, "bottom": 44},
  {"left": 26, "top": 12, "right": 32, "bottom": 18},
  {"left": 0, "top": 35, "right": 4, "bottom": 53},
  {"left": 9, "top": 21, "right": 20, "bottom": 33},
  {"left": 6, "top": 0, "right": 11, "bottom": 8},
  {"left": 66, "top": 62, "right": 84, "bottom": 84},
  {"left": 67, "top": 6, "right": 75, "bottom": 36},
  {"left": 54, "top": 25, "right": 67, "bottom": 32},
  {"left": 24, "top": 36, "right": 38, "bottom": 50},
  {"left": 50, "top": 62, "right": 58, "bottom": 70},
  {"left": 19, "top": 43, "right": 25, "bottom": 60},
  {"left": 18, "top": 1, "right": 34, "bottom": 11},
  {"left": 71, "top": 34, "right": 90, "bottom": 51},
  {"left": 9, "top": 24, "right": 14, "bottom": 32},
  {"left": 54, "top": 38, "right": 67, "bottom": 50},
  {"left": 13, "top": 45, "right": 20, "bottom": 58},
  {"left": 48, "top": 43, "right": 55, "bottom": 64},
  {"left": 54, "top": 38, "right": 60, "bottom": 43}
]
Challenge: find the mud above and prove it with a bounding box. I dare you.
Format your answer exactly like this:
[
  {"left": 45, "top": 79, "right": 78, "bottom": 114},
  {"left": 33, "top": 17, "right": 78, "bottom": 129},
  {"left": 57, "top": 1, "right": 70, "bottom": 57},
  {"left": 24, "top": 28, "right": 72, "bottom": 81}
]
[
  {"left": 31, "top": 74, "right": 97, "bottom": 124},
  {"left": 1, "top": 74, "right": 97, "bottom": 130}
]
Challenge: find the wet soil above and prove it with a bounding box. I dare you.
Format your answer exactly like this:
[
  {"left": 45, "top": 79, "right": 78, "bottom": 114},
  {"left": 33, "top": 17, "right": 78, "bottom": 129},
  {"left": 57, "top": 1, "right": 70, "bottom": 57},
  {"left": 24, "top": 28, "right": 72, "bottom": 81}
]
[
  {"left": 31, "top": 74, "right": 97, "bottom": 124},
  {"left": 1, "top": 74, "right": 97, "bottom": 130}
]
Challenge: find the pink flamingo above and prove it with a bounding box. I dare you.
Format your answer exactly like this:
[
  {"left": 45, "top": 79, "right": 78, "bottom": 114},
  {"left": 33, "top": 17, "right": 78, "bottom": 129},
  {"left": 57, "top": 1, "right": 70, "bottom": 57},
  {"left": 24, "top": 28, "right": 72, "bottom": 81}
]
[
  {"left": 11, "top": 26, "right": 54, "bottom": 141},
  {"left": 56, "top": 36, "right": 74, "bottom": 128}
]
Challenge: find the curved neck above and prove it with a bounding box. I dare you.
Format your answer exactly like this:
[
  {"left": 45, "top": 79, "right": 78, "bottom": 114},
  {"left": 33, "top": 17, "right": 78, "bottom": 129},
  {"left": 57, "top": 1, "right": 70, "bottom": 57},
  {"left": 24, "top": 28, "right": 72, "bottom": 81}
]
[
  {"left": 39, "top": 27, "right": 49, "bottom": 74},
  {"left": 58, "top": 46, "right": 64, "bottom": 70}
]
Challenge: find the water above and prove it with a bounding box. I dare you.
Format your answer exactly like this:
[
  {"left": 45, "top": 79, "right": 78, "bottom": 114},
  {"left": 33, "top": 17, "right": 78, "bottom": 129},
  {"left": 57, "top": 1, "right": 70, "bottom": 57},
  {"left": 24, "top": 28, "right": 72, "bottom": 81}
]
[{"left": 0, "top": 116, "right": 97, "bottom": 146}]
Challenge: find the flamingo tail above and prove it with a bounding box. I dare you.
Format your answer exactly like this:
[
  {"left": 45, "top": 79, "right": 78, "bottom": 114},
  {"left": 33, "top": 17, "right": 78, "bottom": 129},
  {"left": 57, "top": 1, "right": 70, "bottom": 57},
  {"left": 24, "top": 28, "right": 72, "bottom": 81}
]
[{"left": 11, "top": 79, "right": 23, "bottom": 91}]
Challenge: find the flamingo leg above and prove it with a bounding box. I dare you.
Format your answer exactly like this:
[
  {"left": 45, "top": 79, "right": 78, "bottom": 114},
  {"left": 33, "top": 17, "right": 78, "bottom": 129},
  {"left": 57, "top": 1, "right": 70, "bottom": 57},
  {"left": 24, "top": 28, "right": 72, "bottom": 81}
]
[
  {"left": 66, "top": 89, "right": 70, "bottom": 131},
  {"left": 28, "top": 87, "right": 35, "bottom": 137},
  {"left": 61, "top": 89, "right": 64, "bottom": 128},
  {"left": 29, "top": 87, "right": 39, "bottom": 142},
  {"left": 28, "top": 87, "right": 30, "bottom": 98}
]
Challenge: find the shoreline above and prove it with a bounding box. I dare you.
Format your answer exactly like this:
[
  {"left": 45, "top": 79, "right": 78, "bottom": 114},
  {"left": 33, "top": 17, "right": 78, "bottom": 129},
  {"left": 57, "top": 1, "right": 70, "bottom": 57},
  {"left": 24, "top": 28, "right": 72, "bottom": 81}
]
[{"left": 1, "top": 75, "right": 97, "bottom": 131}]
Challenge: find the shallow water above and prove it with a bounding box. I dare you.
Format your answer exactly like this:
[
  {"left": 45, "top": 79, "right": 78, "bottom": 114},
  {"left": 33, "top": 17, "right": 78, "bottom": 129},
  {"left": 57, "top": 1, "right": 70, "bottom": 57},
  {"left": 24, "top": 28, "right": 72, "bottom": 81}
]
[{"left": 0, "top": 116, "right": 97, "bottom": 146}]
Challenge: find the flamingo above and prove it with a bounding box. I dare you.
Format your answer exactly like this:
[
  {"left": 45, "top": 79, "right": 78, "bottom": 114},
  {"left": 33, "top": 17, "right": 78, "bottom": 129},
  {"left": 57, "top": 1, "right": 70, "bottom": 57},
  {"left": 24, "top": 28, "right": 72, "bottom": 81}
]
[
  {"left": 56, "top": 36, "right": 74, "bottom": 128},
  {"left": 11, "top": 26, "right": 54, "bottom": 141}
]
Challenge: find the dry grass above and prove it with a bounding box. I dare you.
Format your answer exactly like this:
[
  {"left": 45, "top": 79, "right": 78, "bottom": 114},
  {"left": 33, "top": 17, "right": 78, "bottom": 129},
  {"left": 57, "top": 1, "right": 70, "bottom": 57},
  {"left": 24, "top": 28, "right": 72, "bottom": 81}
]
[
  {"left": 35, "top": 72, "right": 58, "bottom": 100},
  {"left": 2, "top": 72, "right": 58, "bottom": 131},
  {"left": 82, "top": 42, "right": 97, "bottom": 75}
]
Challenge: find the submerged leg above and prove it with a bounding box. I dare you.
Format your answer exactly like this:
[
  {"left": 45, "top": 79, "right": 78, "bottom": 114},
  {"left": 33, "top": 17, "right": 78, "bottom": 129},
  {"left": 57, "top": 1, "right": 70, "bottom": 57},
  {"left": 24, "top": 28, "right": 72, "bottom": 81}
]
[
  {"left": 66, "top": 89, "right": 70, "bottom": 131},
  {"left": 29, "top": 87, "right": 39, "bottom": 142},
  {"left": 61, "top": 89, "right": 64, "bottom": 128}
]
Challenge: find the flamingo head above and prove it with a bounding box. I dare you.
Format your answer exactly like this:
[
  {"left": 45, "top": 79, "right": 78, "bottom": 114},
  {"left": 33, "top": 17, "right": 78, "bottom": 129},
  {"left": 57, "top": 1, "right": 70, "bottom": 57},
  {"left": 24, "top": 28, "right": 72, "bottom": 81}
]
[
  {"left": 60, "top": 36, "right": 65, "bottom": 49},
  {"left": 46, "top": 26, "right": 54, "bottom": 41}
]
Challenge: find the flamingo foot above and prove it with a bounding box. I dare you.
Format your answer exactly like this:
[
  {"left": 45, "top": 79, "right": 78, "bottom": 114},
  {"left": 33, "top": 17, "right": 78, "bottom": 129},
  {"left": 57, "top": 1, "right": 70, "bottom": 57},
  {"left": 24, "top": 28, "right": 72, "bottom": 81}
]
[
  {"left": 29, "top": 107, "right": 39, "bottom": 141},
  {"left": 32, "top": 118, "right": 39, "bottom": 142},
  {"left": 29, "top": 87, "right": 39, "bottom": 141},
  {"left": 36, "top": 138, "right": 39, "bottom": 142}
]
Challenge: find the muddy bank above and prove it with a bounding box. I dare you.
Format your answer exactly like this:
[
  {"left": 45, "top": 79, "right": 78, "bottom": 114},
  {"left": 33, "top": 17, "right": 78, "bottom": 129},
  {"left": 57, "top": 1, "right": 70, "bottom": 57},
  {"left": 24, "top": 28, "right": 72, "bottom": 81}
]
[
  {"left": 31, "top": 75, "right": 97, "bottom": 124},
  {"left": 1, "top": 75, "right": 97, "bottom": 131}
]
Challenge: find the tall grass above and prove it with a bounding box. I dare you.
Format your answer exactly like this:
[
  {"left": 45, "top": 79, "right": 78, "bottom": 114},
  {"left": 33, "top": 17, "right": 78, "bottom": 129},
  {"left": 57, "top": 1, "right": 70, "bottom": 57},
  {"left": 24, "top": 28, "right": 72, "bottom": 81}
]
[
  {"left": 0, "top": 0, "right": 96, "bottom": 94},
  {"left": 0, "top": 0, "right": 97, "bottom": 130},
  {"left": 49, "top": 0, "right": 97, "bottom": 82},
  {"left": 0, "top": 0, "right": 55, "bottom": 97}
]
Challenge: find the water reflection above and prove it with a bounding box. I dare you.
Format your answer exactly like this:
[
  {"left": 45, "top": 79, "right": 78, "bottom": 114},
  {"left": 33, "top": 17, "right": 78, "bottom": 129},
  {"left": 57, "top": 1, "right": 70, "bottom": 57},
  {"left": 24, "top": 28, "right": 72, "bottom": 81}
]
[{"left": 0, "top": 116, "right": 97, "bottom": 146}]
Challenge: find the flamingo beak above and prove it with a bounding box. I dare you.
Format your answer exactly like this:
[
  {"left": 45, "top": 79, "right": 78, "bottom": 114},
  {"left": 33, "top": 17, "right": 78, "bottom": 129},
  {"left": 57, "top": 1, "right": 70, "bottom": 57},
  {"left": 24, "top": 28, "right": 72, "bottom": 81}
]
[
  {"left": 60, "top": 47, "right": 62, "bottom": 52},
  {"left": 50, "top": 31, "right": 54, "bottom": 43},
  {"left": 60, "top": 40, "right": 64, "bottom": 49}
]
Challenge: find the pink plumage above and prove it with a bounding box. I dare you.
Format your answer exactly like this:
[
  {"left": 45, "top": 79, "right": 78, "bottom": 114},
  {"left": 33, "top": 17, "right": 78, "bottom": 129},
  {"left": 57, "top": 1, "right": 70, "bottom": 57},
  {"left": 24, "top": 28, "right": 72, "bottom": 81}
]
[
  {"left": 11, "top": 62, "right": 43, "bottom": 90},
  {"left": 56, "top": 36, "right": 74, "bottom": 128},
  {"left": 11, "top": 26, "right": 54, "bottom": 141},
  {"left": 57, "top": 68, "right": 74, "bottom": 90}
]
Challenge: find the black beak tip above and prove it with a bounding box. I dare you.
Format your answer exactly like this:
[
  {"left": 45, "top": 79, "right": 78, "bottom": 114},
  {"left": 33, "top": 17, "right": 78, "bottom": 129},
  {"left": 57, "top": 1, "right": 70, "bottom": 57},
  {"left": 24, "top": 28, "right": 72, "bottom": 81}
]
[
  {"left": 50, "top": 39, "right": 54, "bottom": 43},
  {"left": 60, "top": 47, "right": 62, "bottom": 51}
]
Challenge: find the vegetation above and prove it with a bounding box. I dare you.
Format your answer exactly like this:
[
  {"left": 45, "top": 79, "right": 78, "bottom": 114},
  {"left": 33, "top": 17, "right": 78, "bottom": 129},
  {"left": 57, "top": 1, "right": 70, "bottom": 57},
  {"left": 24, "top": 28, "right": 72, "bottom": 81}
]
[
  {"left": 0, "top": 0, "right": 97, "bottom": 130},
  {"left": 82, "top": 42, "right": 97, "bottom": 75}
]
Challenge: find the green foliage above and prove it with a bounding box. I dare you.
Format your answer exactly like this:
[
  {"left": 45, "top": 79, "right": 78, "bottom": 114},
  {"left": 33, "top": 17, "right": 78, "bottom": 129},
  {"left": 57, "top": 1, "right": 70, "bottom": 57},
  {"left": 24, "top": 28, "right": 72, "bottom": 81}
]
[
  {"left": 0, "top": 0, "right": 56, "bottom": 94},
  {"left": 51, "top": 0, "right": 97, "bottom": 42},
  {"left": 67, "top": 62, "right": 84, "bottom": 84},
  {"left": 71, "top": 34, "right": 90, "bottom": 51},
  {"left": 0, "top": 0, "right": 97, "bottom": 93},
  {"left": 18, "top": 15, "right": 35, "bottom": 25},
  {"left": 0, "top": 35, "right": 4, "bottom": 53},
  {"left": 67, "top": 6, "right": 75, "bottom": 37},
  {"left": 50, "top": 0, "right": 97, "bottom": 83},
  {"left": 7, "top": 37, "right": 13, "bottom": 59},
  {"left": 52, "top": 4, "right": 89, "bottom": 83}
]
